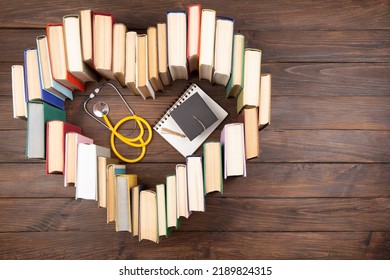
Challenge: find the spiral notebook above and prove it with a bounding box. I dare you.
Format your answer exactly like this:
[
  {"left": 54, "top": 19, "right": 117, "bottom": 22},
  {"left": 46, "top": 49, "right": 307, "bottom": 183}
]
[{"left": 154, "top": 83, "right": 228, "bottom": 157}]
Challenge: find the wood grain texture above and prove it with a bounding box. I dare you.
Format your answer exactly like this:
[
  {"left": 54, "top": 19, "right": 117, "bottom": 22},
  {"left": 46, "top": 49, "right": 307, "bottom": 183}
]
[
  {"left": 1, "top": 198, "right": 390, "bottom": 232},
  {"left": 1, "top": 163, "right": 389, "bottom": 198},
  {"left": 0, "top": 232, "right": 389, "bottom": 259},
  {"left": 1, "top": 0, "right": 389, "bottom": 260},
  {"left": 1, "top": 0, "right": 389, "bottom": 31}
]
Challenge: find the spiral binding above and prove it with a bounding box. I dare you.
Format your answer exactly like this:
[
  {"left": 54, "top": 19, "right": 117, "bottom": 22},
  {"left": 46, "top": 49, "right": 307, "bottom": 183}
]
[{"left": 153, "top": 83, "right": 198, "bottom": 131}]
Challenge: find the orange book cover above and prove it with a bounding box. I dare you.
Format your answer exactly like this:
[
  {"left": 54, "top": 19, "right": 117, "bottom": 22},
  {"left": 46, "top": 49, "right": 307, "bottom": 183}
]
[
  {"left": 187, "top": 4, "right": 201, "bottom": 73},
  {"left": 46, "top": 23, "right": 85, "bottom": 92}
]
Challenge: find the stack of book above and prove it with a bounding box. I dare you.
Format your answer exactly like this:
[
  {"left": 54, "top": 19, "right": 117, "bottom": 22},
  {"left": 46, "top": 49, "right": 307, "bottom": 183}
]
[{"left": 10, "top": 4, "right": 273, "bottom": 243}]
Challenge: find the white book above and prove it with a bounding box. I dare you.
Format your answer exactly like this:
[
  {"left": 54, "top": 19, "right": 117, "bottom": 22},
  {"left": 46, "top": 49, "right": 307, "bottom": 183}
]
[
  {"left": 176, "top": 164, "right": 191, "bottom": 219},
  {"left": 167, "top": 11, "right": 188, "bottom": 81},
  {"left": 213, "top": 17, "right": 234, "bottom": 86},
  {"left": 11, "top": 65, "right": 27, "bottom": 119},
  {"left": 199, "top": 9, "right": 216, "bottom": 82},
  {"left": 75, "top": 143, "right": 111, "bottom": 200},
  {"left": 186, "top": 155, "right": 205, "bottom": 212},
  {"left": 220, "top": 123, "right": 246, "bottom": 179}
]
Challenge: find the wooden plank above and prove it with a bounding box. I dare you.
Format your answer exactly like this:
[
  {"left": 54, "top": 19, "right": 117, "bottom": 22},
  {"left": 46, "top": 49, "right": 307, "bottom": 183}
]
[
  {"left": 2, "top": 94, "right": 390, "bottom": 131},
  {"left": 1, "top": 129, "right": 389, "bottom": 163},
  {"left": 1, "top": 0, "right": 389, "bottom": 30},
  {"left": 0, "top": 231, "right": 388, "bottom": 259},
  {"left": 1, "top": 198, "right": 389, "bottom": 232},
  {"left": 1, "top": 163, "right": 390, "bottom": 198},
  {"left": 1, "top": 29, "right": 389, "bottom": 63},
  {"left": 3, "top": 61, "right": 390, "bottom": 97}
]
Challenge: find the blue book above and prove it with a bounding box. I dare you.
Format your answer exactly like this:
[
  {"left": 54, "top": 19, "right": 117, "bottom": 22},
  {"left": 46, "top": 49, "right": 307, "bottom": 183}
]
[
  {"left": 36, "top": 35, "right": 73, "bottom": 101},
  {"left": 24, "top": 48, "right": 65, "bottom": 110}
]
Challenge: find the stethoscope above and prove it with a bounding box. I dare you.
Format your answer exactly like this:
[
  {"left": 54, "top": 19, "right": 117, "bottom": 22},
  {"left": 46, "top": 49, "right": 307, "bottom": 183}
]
[{"left": 83, "top": 82, "right": 152, "bottom": 163}]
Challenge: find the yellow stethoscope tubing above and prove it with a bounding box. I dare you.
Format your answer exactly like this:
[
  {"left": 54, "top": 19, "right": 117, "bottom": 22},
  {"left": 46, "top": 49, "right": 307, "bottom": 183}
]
[{"left": 102, "top": 114, "right": 152, "bottom": 163}]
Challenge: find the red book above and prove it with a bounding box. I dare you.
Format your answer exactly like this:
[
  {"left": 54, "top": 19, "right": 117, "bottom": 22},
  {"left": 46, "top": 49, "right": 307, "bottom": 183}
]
[
  {"left": 187, "top": 4, "right": 201, "bottom": 73},
  {"left": 46, "top": 120, "right": 82, "bottom": 174},
  {"left": 46, "top": 23, "right": 85, "bottom": 92},
  {"left": 92, "top": 11, "right": 115, "bottom": 80}
]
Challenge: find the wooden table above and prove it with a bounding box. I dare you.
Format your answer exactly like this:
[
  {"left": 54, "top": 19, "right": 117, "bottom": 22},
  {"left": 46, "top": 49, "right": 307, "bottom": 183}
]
[{"left": 0, "top": 0, "right": 389, "bottom": 259}]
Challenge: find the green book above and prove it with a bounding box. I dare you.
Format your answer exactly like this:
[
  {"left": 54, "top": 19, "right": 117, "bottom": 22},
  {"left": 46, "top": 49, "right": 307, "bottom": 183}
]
[
  {"left": 226, "top": 34, "right": 245, "bottom": 98},
  {"left": 26, "top": 101, "right": 66, "bottom": 159}
]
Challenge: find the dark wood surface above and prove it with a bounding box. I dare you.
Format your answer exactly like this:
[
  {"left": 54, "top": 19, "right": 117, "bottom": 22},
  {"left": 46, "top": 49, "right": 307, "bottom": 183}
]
[{"left": 0, "top": 0, "right": 389, "bottom": 260}]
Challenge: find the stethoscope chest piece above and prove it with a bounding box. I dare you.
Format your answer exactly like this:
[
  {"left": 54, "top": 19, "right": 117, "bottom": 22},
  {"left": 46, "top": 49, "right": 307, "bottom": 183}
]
[{"left": 93, "top": 101, "right": 110, "bottom": 118}]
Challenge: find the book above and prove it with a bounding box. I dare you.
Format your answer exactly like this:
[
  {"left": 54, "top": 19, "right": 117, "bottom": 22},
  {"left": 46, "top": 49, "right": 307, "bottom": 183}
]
[
  {"left": 75, "top": 143, "right": 111, "bottom": 200},
  {"left": 11, "top": 65, "right": 27, "bottom": 119},
  {"left": 26, "top": 101, "right": 66, "bottom": 159},
  {"left": 46, "top": 120, "right": 81, "bottom": 174},
  {"left": 115, "top": 174, "right": 137, "bottom": 232},
  {"left": 186, "top": 155, "right": 205, "bottom": 212},
  {"left": 259, "top": 73, "right": 272, "bottom": 130},
  {"left": 125, "top": 31, "right": 139, "bottom": 96},
  {"left": 36, "top": 35, "right": 73, "bottom": 101},
  {"left": 226, "top": 34, "right": 245, "bottom": 98},
  {"left": 213, "top": 17, "right": 234, "bottom": 86},
  {"left": 166, "top": 174, "right": 179, "bottom": 229},
  {"left": 199, "top": 9, "right": 216, "bottom": 82},
  {"left": 147, "top": 26, "right": 164, "bottom": 92},
  {"left": 92, "top": 12, "right": 115, "bottom": 80},
  {"left": 136, "top": 34, "right": 156, "bottom": 99},
  {"left": 176, "top": 164, "right": 191, "bottom": 219},
  {"left": 238, "top": 107, "right": 260, "bottom": 160},
  {"left": 46, "top": 23, "right": 85, "bottom": 92},
  {"left": 112, "top": 23, "right": 127, "bottom": 87},
  {"left": 156, "top": 183, "right": 169, "bottom": 237},
  {"left": 156, "top": 23, "right": 171, "bottom": 86},
  {"left": 203, "top": 142, "right": 223, "bottom": 194},
  {"left": 64, "top": 132, "right": 93, "bottom": 187},
  {"left": 24, "top": 49, "right": 65, "bottom": 110},
  {"left": 187, "top": 4, "right": 201, "bottom": 73},
  {"left": 131, "top": 184, "right": 145, "bottom": 237},
  {"left": 97, "top": 157, "right": 119, "bottom": 208},
  {"left": 220, "top": 123, "right": 246, "bottom": 178},
  {"left": 80, "top": 9, "right": 93, "bottom": 66},
  {"left": 167, "top": 11, "right": 188, "bottom": 81},
  {"left": 139, "top": 190, "right": 159, "bottom": 243},
  {"left": 237, "top": 48, "right": 262, "bottom": 113},
  {"left": 106, "top": 164, "right": 126, "bottom": 223},
  {"left": 63, "top": 14, "right": 99, "bottom": 83},
  {"left": 154, "top": 83, "right": 228, "bottom": 157}
]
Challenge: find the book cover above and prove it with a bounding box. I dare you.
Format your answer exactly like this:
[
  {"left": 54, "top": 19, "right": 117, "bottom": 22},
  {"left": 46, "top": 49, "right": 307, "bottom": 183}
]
[
  {"left": 92, "top": 11, "right": 115, "bottom": 80},
  {"left": 46, "top": 120, "right": 82, "bottom": 174},
  {"left": 46, "top": 23, "right": 85, "bottom": 92},
  {"left": 24, "top": 49, "right": 65, "bottom": 110},
  {"left": 187, "top": 4, "right": 201, "bottom": 73},
  {"left": 64, "top": 132, "right": 94, "bottom": 187},
  {"left": 11, "top": 65, "right": 27, "bottom": 119},
  {"left": 220, "top": 123, "right": 247, "bottom": 178},
  {"left": 97, "top": 157, "right": 119, "bottom": 208},
  {"left": 226, "top": 34, "right": 245, "bottom": 98},
  {"left": 106, "top": 164, "right": 126, "bottom": 223},
  {"left": 26, "top": 101, "right": 66, "bottom": 159},
  {"left": 186, "top": 154, "right": 205, "bottom": 212},
  {"left": 203, "top": 141, "right": 224, "bottom": 194},
  {"left": 116, "top": 174, "right": 137, "bottom": 232},
  {"left": 167, "top": 11, "right": 188, "bottom": 81},
  {"left": 36, "top": 35, "right": 73, "bottom": 101},
  {"left": 75, "top": 143, "right": 111, "bottom": 200},
  {"left": 154, "top": 83, "right": 228, "bottom": 157}
]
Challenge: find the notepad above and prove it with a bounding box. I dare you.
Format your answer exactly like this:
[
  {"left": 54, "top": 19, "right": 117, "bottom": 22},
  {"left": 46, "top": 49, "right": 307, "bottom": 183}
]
[{"left": 154, "top": 83, "right": 228, "bottom": 157}]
